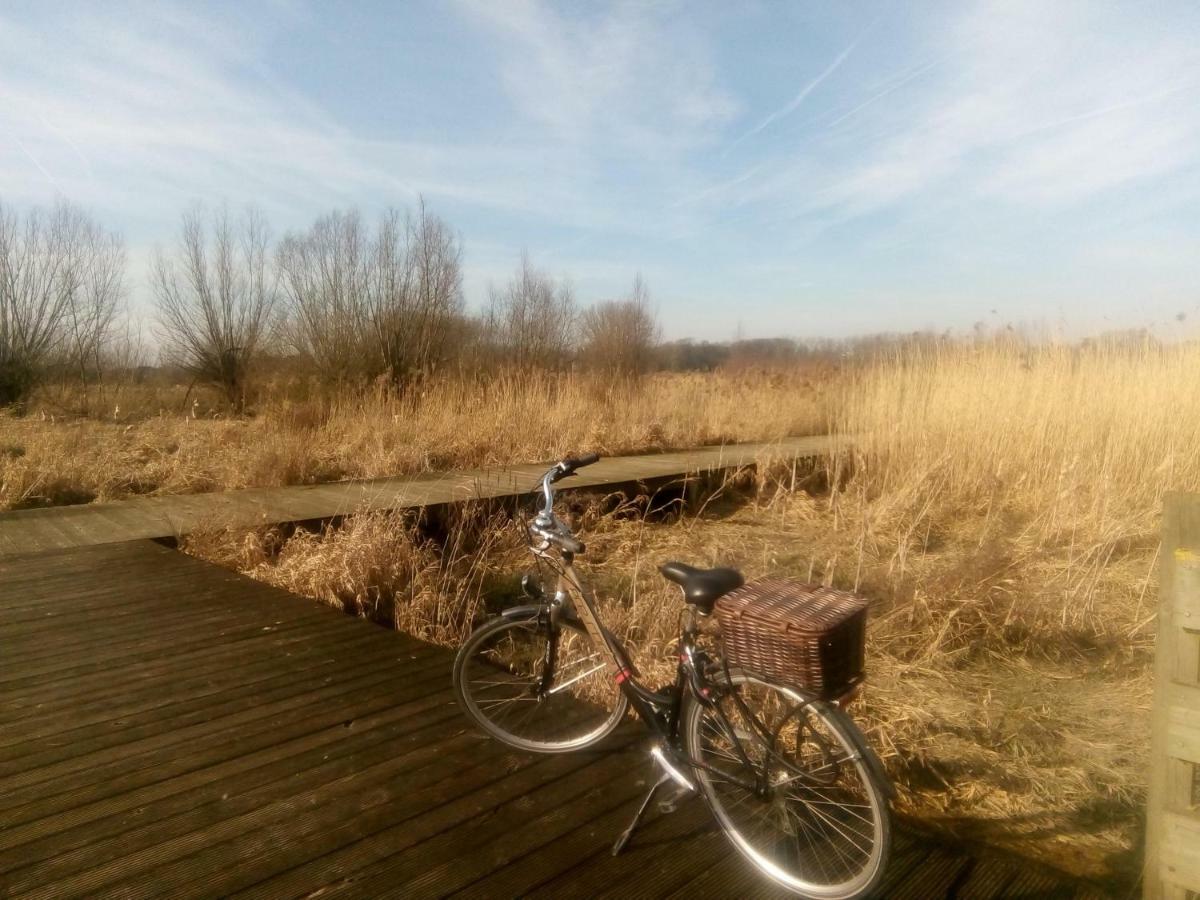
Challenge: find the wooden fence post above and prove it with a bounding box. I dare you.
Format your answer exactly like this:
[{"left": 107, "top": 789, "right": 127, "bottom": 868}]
[{"left": 1146, "top": 493, "right": 1200, "bottom": 899}]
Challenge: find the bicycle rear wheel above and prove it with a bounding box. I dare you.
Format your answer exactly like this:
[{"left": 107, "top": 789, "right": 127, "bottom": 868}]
[
  {"left": 684, "top": 672, "right": 890, "bottom": 899},
  {"left": 453, "top": 608, "right": 628, "bottom": 753}
]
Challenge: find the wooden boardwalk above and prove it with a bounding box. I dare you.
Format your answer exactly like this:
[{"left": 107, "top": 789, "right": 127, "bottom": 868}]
[
  {"left": 1, "top": 539, "right": 1112, "bottom": 899},
  {"left": 0, "top": 436, "right": 832, "bottom": 556}
]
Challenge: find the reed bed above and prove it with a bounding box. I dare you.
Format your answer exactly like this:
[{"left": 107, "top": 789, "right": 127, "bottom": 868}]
[{"left": 0, "top": 369, "right": 827, "bottom": 510}]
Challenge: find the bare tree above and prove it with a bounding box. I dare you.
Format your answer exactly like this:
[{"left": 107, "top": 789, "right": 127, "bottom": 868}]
[
  {"left": 0, "top": 200, "right": 125, "bottom": 408},
  {"left": 579, "top": 274, "right": 660, "bottom": 378},
  {"left": 61, "top": 209, "right": 126, "bottom": 386},
  {"left": 276, "top": 210, "right": 371, "bottom": 382},
  {"left": 485, "top": 253, "right": 576, "bottom": 371},
  {"left": 278, "top": 201, "right": 464, "bottom": 388},
  {"left": 153, "top": 206, "right": 277, "bottom": 410},
  {"left": 368, "top": 201, "right": 464, "bottom": 385}
]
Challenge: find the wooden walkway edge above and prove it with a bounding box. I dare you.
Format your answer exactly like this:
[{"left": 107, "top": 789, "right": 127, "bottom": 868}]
[{"left": 0, "top": 436, "right": 834, "bottom": 557}]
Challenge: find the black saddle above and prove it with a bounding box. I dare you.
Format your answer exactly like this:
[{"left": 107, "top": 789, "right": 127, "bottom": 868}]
[{"left": 659, "top": 561, "right": 744, "bottom": 613}]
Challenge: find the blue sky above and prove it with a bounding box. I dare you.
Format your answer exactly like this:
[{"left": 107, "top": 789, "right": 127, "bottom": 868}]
[{"left": 1, "top": 1, "right": 1198, "bottom": 340}]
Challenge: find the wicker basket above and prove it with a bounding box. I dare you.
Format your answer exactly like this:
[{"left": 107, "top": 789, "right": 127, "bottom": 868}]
[{"left": 714, "top": 579, "right": 868, "bottom": 700}]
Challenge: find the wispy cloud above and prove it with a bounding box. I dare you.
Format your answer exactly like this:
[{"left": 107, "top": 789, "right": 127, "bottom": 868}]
[
  {"left": 451, "top": 0, "right": 738, "bottom": 157},
  {"left": 690, "top": 0, "right": 1200, "bottom": 229},
  {"left": 731, "top": 33, "right": 864, "bottom": 148},
  {"left": 0, "top": 3, "right": 660, "bottom": 228}
]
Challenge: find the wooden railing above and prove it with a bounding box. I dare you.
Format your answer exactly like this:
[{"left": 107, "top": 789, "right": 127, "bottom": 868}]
[{"left": 1146, "top": 493, "right": 1200, "bottom": 899}]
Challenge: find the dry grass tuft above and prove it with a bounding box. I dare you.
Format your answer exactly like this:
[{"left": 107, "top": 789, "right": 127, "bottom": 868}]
[{"left": 184, "top": 503, "right": 528, "bottom": 643}]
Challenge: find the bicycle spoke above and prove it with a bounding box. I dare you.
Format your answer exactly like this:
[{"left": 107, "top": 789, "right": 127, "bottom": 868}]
[
  {"left": 687, "top": 673, "right": 888, "bottom": 896},
  {"left": 546, "top": 662, "right": 606, "bottom": 693},
  {"left": 456, "top": 614, "right": 626, "bottom": 752}
]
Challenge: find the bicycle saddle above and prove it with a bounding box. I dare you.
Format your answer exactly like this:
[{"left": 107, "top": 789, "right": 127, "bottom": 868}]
[{"left": 658, "top": 561, "right": 744, "bottom": 613}]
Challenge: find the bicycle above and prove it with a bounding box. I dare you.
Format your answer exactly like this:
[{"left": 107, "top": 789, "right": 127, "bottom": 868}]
[{"left": 452, "top": 453, "right": 894, "bottom": 899}]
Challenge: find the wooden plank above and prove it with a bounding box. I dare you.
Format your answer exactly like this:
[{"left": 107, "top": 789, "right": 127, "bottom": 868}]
[
  {"left": 1147, "top": 494, "right": 1200, "bottom": 899},
  {"left": 0, "top": 613, "right": 345, "bottom": 689},
  {"left": 6, "top": 719, "right": 482, "bottom": 896},
  {"left": 657, "top": 828, "right": 927, "bottom": 900},
  {"left": 0, "top": 641, "right": 445, "bottom": 764},
  {"left": 1167, "top": 693, "right": 1200, "bottom": 765},
  {"left": 0, "top": 628, "right": 401, "bottom": 746},
  {"left": 0, "top": 688, "right": 456, "bottom": 860},
  {"left": 1176, "top": 626, "right": 1200, "bottom": 689},
  {"left": 0, "top": 704, "right": 465, "bottom": 884},
  {"left": 0, "top": 663, "right": 420, "bottom": 800},
  {"left": 526, "top": 792, "right": 726, "bottom": 899},
  {"left": 0, "top": 669, "right": 454, "bottom": 838},
  {"left": 0, "top": 619, "right": 420, "bottom": 714},
  {"left": 955, "top": 857, "right": 1019, "bottom": 900},
  {"left": 110, "top": 740, "right": 636, "bottom": 899},
  {"left": 887, "top": 847, "right": 973, "bottom": 900},
  {"left": 394, "top": 759, "right": 654, "bottom": 899},
  {"left": 0, "top": 437, "right": 831, "bottom": 556},
  {"left": 275, "top": 739, "right": 645, "bottom": 900},
  {"left": 0, "top": 621, "right": 423, "bottom": 720},
  {"left": 232, "top": 738, "right": 640, "bottom": 899},
  {"left": 1160, "top": 811, "right": 1200, "bottom": 893}
]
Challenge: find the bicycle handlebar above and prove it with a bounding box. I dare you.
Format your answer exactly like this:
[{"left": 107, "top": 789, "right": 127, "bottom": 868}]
[
  {"left": 549, "top": 451, "right": 601, "bottom": 483},
  {"left": 531, "top": 452, "right": 600, "bottom": 556}
]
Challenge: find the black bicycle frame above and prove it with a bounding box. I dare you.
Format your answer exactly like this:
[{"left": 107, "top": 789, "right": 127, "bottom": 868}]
[{"left": 545, "top": 555, "right": 778, "bottom": 792}]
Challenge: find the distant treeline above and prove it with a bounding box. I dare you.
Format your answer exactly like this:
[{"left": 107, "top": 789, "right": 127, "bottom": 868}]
[
  {"left": 0, "top": 198, "right": 663, "bottom": 410},
  {"left": 0, "top": 197, "right": 1166, "bottom": 412}
]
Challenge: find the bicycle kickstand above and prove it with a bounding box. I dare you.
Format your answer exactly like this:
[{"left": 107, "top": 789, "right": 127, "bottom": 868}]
[{"left": 612, "top": 773, "right": 670, "bottom": 856}]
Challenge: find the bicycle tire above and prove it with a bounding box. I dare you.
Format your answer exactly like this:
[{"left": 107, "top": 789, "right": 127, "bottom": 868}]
[
  {"left": 453, "top": 609, "right": 629, "bottom": 753},
  {"left": 684, "top": 671, "right": 891, "bottom": 899}
]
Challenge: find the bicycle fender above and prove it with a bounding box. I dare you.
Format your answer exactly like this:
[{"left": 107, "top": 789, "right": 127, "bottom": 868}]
[
  {"left": 499, "top": 604, "right": 546, "bottom": 620},
  {"left": 831, "top": 708, "right": 897, "bottom": 801}
]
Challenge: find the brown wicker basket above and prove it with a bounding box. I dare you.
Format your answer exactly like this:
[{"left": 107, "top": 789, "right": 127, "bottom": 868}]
[{"left": 714, "top": 579, "right": 868, "bottom": 700}]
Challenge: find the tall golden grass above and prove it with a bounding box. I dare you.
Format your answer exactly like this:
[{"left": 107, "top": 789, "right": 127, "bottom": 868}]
[
  {"left": 0, "top": 369, "right": 827, "bottom": 509},
  {"left": 840, "top": 339, "right": 1191, "bottom": 645}
]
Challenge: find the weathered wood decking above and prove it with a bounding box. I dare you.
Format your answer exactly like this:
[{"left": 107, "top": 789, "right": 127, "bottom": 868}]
[
  {"left": 0, "top": 436, "right": 833, "bottom": 556},
  {"left": 1, "top": 540, "right": 1112, "bottom": 898}
]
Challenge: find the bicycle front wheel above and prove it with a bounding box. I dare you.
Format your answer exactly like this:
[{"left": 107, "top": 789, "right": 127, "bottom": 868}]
[
  {"left": 684, "top": 672, "right": 890, "bottom": 899},
  {"left": 452, "top": 609, "right": 628, "bottom": 753}
]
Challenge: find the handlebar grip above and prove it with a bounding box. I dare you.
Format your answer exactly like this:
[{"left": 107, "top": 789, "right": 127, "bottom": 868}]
[{"left": 559, "top": 452, "right": 600, "bottom": 473}]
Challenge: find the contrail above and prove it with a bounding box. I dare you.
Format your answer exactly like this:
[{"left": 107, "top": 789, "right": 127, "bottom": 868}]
[
  {"left": 820, "top": 57, "right": 941, "bottom": 131},
  {"left": 1016, "top": 82, "right": 1193, "bottom": 139},
  {"left": 726, "top": 19, "right": 877, "bottom": 153},
  {"left": 745, "top": 41, "right": 859, "bottom": 139},
  {"left": 14, "top": 137, "right": 65, "bottom": 193},
  {"left": 39, "top": 113, "right": 94, "bottom": 178}
]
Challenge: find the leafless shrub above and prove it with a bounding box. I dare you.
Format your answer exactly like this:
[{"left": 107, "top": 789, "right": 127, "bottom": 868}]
[
  {"left": 277, "top": 201, "right": 463, "bottom": 388},
  {"left": 61, "top": 212, "right": 125, "bottom": 387},
  {"left": 579, "top": 274, "right": 659, "bottom": 379},
  {"left": 153, "top": 206, "right": 277, "bottom": 410},
  {"left": 485, "top": 253, "right": 576, "bottom": 371},
  {"left": 367, "top": 200, "right": 464, "bottom": 386},
  {"left": 276, "top": 210, "right": 371, "bottom": 383},
  {"left": 0, "top": 201, "right": 126, "bottom": 408}
]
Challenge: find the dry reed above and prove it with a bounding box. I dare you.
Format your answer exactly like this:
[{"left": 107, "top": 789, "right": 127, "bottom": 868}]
[{"left": 0, "top": 369, "right": 827, "bottom": 509}]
